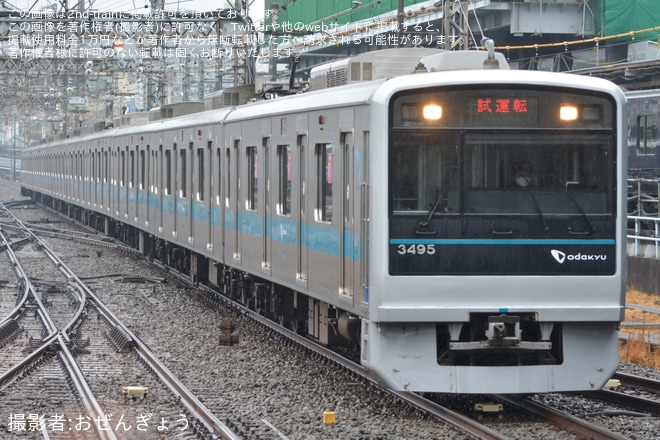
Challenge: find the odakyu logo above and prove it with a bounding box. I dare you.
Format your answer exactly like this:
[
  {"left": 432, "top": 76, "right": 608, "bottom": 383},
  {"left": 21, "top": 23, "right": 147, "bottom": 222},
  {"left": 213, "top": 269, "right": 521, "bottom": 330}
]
[{"left": 551, "top": 249, "right": 607, "bottom": 264}]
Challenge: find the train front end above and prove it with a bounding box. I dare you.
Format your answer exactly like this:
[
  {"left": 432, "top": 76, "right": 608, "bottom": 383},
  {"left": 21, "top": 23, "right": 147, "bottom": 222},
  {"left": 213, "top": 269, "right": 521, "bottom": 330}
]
[{"left": 363, "top": 69, "right": 627, "bottom": 394}]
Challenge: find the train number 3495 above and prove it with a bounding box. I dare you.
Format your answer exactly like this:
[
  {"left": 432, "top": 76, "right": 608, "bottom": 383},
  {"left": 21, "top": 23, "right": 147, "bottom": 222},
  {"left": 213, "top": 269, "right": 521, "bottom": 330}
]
[{"left": 396, "top": 244, "right": 436, "bottom": 255}]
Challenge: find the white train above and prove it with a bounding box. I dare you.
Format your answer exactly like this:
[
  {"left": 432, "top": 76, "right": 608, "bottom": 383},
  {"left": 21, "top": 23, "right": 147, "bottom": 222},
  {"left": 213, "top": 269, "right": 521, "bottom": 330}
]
[{"left": 19, "top": 47, "right": 627, "bottom": 394}]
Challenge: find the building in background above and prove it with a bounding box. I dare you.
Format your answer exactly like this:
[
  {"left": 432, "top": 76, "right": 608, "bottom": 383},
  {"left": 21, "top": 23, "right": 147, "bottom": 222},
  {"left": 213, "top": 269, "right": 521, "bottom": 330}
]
[{"left": 260, "top": 0, "right": 660, "bottom": 89}]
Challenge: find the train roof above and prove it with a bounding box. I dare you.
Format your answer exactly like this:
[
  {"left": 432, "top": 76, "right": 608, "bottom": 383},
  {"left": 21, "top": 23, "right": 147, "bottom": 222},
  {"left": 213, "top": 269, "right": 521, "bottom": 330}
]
[
  {"left": 25, "top": 48, "right": 627, "bottom": 152},
  {"left": 225, "top": 79, "right": 387, "bottom": 122}
]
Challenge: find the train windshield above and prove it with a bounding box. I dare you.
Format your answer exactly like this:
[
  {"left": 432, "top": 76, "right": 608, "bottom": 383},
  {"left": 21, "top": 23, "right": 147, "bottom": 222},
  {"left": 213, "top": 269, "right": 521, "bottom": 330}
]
[
  {"left": 391, "top": 133, "right": 612, "bottom": 216},
  {"left": 388, "top": 85, "right": 617, "bottom": 275}
]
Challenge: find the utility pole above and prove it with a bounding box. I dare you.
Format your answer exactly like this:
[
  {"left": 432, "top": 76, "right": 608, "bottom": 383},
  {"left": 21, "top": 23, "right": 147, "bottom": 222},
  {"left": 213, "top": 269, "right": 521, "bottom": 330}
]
[
  {"left": 268, "top": 3, "right": 279, "bottom": 81},
  {"left": 397, "top": 0, "right": 404, "bottom": 47},
  {"left": 443, "top": 0, "right": 470, "bottom": 50}
]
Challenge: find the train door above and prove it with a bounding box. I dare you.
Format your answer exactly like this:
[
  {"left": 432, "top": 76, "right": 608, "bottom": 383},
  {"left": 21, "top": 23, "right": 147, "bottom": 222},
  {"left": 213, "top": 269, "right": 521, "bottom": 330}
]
[
  {"left": 173, "top": 142, "right": 179, "bottom": 239},
  {"left": 103, "top": 148, "right": 109, "bottom": 213},
  {"left": 121, "top": 145, "right": 130, "bottom": 220},
  {"left": 129, "top": 145, "right": 137, "bottom": 224},
  {"left": 149, "top": 146, "right": 159, "bottom": 233},
  {"left": 162, "top": 144, "right": 175, "bottom": 237},
  {"left": 360, "top": 132, "right": 370, "bottom": 306},
  {"left": 205, "top": 141, "right": 212, "bottom": 251},
  {"left": 159, "top": 144, "right": 165, "bottom": 235},
  {"left": 136, "top": 145, "right": 144, "bottom": 225},
  {"left": 113, "top": 147, "right": 119, "bottom": 217},
  {"left": 262, "top": 136, "right": 272, "bottom": 270},
  {"left": 340, "top": 132, "right": 354, "bottom": 300},
  {"left": 296, "top": 134, "right": 308, "bottom": 283},
  {"left": 185, "top": 141, "right": 193, "bottom": 243},
  {"left": 223, "top": 146, "right": 230, "bottom": 262},
  {"left": 233, "top": 139, "right": 241, "bottom": 261},
  {"left": 212, "top": 143, "right": 224, "bottom": 261},
  {"left": 77, "top": 149, "right": 82, "bottom": 203},
  {"left": 144, "top": 145, "right": 150, "bottom": 229},
  {"left": 96, "top": 148, "right": 100, "bottom": 209}
]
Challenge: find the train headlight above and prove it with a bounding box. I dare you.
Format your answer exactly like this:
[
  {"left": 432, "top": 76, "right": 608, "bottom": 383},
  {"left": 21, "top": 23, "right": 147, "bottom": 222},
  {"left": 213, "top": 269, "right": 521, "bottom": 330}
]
[
  {"left": 423, "top": 104, "right": 442, "bottom": 120},
  {"left": 559, "top": 105, "right": 579, "bottom": 121}
]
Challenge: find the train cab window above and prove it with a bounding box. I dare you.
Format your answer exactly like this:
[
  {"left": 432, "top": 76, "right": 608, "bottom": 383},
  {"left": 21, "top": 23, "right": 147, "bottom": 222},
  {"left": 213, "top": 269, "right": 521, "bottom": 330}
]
[
  {"left": 247, "top": 146, "right": 258, "bottom": 211},
  {"left": 462, "top": 134, "right": 612, "bottom": 215},
  {"left": 277, "top": 145, "right": 291, "bottom": 216},
  {"left": 390, "top": 133, "right": 459, "bottom": 214},
  {"left": 316, "top": 143, "right": 332, "bottom": 223}
]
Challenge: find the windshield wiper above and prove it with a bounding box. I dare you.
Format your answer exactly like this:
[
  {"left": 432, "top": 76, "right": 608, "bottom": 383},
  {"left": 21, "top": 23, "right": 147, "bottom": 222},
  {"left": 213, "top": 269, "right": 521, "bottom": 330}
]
[
  {"left": 542, "top": 168, "right": 596, "bottom": 235},
  {"left": 419, "top": 187, "right": 443, "bottom": 228},
  {"left": 512, "top": 161, "right": 548, "bottom": 233},
  {"left": 565, "top": 183, "right": 596, "bottom": 235},
  {"left": 418, "top": 169, "right": 456, "bottom": 231},
  {"left": 525, "top": 184, "right": 549, "bottom": 233}
]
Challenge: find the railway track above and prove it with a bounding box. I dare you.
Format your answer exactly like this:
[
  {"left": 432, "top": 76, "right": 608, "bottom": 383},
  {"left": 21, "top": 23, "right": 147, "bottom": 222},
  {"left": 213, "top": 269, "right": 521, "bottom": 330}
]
[
  {"left": 579, "top": 371, "right": 660, "bottom": 417},
  {"left": 0, "top": 205, "right": 238, "bottom": 439},
  {"left": 2, "top": 183, "right": 659, "bottom": 439}
]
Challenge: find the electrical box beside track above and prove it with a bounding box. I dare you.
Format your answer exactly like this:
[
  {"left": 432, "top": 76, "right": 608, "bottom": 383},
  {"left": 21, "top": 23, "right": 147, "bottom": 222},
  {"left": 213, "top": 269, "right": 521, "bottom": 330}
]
[{"left": 121, "top": 386, "right": 148, "bottom": 399}]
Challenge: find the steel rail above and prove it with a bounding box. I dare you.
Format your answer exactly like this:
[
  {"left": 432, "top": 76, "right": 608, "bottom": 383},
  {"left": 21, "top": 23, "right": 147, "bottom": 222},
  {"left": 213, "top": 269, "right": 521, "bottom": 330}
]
[
  {"left": 0, "top": 210, "right": 115, "bottom": 440},
  {"left": 495, "top": 395, "right": 629, "bottom": 440},
  {"left": 3, "top": 203, "right": 240, "bottom": 439},
  {"left": 613, "top": 371, "right": 660, "bottom": 391},
  {"left": 193, "top": 280, "right": 510, "bottom": 440},
  {"left": 1, "top": 207, "right": 87, "bottom": 343},
  {"left": 0, "top": 228, "right": 32, "bottom": 325},
  {"left": 582, "top": 372, "right": 660, "bottom": 417},
  {"left": 581, "top": 389, "right": 660, "bottom": 417},
  {"left": 56, "top": 333, "right": 118, "bottom": 440},
  {"left": 84, "top": 285, "right": 241, "bottom": 440}
]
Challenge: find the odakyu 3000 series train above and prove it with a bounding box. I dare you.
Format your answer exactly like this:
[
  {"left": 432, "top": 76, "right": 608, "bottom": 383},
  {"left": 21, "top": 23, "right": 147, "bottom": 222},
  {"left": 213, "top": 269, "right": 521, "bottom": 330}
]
[
  {"left": 19, "top": 46, "right": 627, "bottom": 394},
  {"left": 627, "top": 88, "right": 660, "bottom": 179}
]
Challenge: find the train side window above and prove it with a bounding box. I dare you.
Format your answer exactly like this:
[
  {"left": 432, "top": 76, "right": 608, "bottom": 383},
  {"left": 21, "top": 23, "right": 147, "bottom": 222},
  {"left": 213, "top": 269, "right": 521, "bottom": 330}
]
[
  {"left": 197, "top": 146, "right": 205, "bottom": 201},
  {"left": 298, "top": 135, "right": 306, "bottom": 217},
  {"left": 215, "top": 148, "right": 222, "bottom": 205},
  {"left": 104, "top": 151, "right": 108, "bottom": 183},
  {"left": 130, "top": 149, "right": 135, "bottom": 189},
  {"left": 120, "top": 150, "right": 126, "bottom": 187},
  {"left": 165, "top": 149, "right": 172, "bottom": 196},
  {"left": 637, "top": 115, "right": 657, "bottom": 155},
  {"left": 151, "top": 150, "right": 158, "bottom": 194},
  {"left": 97, "top": 151, "right": 101, "bottom": 183},
  {"left": 277, "top": 145, "right": 291, "bottom": 216},
  {"left": 247, "top": 146, "right": 258, "bottom": 211},
  {"left": 140, "top": 149, "right": 146, "bottom": 190},
  {"left": 316, "top": 143, "right": 332, "bottom": 223},
  {"left": 91, "top": 151, "right": 95, "bottom": 183},
  {"left": 180, "top": 147, "right": 187, "bottom": 198},
  {"left": 225, "top": 149, "right": 231, "bottom": 208}
]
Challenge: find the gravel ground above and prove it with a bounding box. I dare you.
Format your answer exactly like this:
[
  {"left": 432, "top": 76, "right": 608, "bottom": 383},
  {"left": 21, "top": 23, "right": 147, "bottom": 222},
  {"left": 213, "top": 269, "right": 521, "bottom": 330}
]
[{"left": 5, "top": 180, "right": 660, "bottom": 439}]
